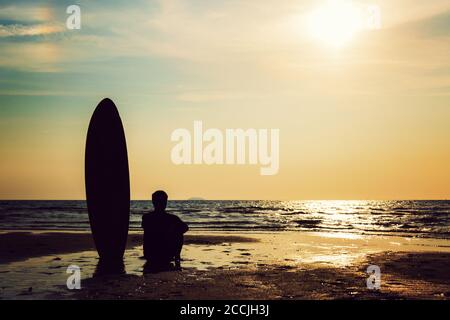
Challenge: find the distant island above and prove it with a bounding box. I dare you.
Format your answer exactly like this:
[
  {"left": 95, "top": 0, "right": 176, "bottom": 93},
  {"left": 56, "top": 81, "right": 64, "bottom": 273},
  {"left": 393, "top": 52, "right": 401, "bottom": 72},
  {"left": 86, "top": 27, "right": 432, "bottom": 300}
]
[{"left": 187, "top": 197, "right": 205, "bottom": 201}]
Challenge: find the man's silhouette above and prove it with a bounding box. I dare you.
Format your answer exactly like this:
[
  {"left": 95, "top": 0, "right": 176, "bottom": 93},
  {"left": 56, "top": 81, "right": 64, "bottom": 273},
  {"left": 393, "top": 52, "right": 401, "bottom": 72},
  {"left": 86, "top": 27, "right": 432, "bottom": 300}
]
[{"left": 142, "top": 190, "right": 188, "bottom": 272}]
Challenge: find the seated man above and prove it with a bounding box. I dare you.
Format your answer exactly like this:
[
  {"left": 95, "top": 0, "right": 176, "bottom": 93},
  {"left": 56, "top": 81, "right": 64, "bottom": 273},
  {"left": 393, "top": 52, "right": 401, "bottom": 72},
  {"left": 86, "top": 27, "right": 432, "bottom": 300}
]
[{"left": 142, "top": 190, "right": 188, "bottom": 272}]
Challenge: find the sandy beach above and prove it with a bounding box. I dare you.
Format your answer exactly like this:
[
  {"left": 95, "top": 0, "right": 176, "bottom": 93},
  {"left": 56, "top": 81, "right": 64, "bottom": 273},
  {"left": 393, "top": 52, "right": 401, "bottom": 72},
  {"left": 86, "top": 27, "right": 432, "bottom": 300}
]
[{"left": 1, "top": 230, "right": 450, "bottom": 300}]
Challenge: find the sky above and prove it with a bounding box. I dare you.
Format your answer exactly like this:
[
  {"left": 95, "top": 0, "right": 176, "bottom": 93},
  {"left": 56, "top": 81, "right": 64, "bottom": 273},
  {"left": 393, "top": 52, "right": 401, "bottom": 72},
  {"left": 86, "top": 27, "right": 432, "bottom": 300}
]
[{"left": 0, "top": 0, "right": 449, "bottom": 200}]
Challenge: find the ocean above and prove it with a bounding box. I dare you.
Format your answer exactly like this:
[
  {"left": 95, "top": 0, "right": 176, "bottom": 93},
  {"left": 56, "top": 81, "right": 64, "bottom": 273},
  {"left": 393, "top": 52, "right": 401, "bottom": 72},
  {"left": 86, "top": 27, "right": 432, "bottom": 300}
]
[{"left": 0, "top": 200, "right": 449, "bottom": 239}]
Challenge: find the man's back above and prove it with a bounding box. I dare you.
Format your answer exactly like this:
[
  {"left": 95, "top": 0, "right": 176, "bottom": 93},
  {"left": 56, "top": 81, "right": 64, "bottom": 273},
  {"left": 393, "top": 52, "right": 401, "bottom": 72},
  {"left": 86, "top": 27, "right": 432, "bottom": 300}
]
[{"left": 142, "top": 211, "right": 188, "bottom": 263}]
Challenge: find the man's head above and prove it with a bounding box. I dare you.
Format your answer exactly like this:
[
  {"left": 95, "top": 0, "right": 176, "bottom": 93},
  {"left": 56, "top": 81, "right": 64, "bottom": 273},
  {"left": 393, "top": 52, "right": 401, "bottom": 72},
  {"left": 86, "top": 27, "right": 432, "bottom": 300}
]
[{"left": 152, "top": 190, "right": 168, "bottom": 212}]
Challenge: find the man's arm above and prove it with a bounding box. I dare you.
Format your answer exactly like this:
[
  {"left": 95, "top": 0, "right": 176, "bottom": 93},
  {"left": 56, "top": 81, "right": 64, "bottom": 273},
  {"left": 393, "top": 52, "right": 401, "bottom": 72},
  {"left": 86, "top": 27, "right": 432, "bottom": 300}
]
[
  {"left": 180, "top": 220, "right": 189, "bottom": 234},
  {"left": 176, "top": 216, "right": 189, "bottom": 234},
  {"left": 141, "top": 214, "right": 146, "bottom": 229}
]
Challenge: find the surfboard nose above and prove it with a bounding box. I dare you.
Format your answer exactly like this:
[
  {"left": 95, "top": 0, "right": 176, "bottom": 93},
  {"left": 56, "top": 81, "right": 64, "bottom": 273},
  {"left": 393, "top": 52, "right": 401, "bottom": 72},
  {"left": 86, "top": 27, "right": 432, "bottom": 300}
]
[
  {"left": 91, "top": 98, "right": 121, "bottom": 123},
  {"left": 99, "top": 97, "right": 114, "bottom": 106},
  {"left": 95, "top": 98, "right": 117, "bottom": 112}
]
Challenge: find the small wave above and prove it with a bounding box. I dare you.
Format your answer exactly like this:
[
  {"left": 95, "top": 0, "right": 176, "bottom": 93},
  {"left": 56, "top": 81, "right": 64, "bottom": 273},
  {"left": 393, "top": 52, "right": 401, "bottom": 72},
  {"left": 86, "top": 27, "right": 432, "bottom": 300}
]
[{"left": 293, "top": 219, "right": 321, "bottom": 227}]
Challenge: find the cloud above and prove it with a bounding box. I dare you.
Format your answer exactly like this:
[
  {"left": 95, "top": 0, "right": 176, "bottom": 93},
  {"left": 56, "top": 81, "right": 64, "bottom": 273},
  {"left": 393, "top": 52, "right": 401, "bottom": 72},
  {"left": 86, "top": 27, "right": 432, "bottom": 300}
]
[
  {"left": 0, "top": 23, "right": 64, "bottom": 37},
  {"left": 176, "top": 91, "right": 249, "bottom": 102},
  {"left": 0, "top": 4, "right": 55, "bottom": 23},
  {"left": 401, "top": 9, "right": 450, "bottom": 37},
  {"left": 0, "top": 0, "right": 449, "bottom": 96},
  {"left": 0, "top": 42, "right": 63, "bottom": 72},
  {"left": 378, "top": 0, "right": 450, "bottom": 28},
  {"left": 0, "top": 2, "right": 67, "bottom": 38}
]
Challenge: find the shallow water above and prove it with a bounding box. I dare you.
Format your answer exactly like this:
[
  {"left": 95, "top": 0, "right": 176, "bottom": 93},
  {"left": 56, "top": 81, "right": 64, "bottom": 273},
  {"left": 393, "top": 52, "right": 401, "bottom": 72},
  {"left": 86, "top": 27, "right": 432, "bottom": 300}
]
[{"left": 0, "top": 235, "right": 257, "bottom": 299}]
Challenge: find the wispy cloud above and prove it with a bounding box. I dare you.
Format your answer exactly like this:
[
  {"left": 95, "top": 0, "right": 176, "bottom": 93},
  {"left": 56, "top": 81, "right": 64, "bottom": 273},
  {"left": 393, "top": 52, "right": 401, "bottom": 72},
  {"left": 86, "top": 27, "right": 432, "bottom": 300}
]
[
  {"left": 0, "top": 4, "right": 55, "bottom": 23},
  {"left": 0, "top": 23, "right": 64, "bottom": 37},
  {"left": 0, "top": 0, "right": 449, "bottom": 94}
]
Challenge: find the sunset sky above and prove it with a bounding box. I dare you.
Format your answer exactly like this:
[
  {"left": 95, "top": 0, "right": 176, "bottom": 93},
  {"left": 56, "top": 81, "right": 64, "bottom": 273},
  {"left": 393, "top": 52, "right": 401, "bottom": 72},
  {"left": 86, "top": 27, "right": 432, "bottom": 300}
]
[{"left": 0, "top": 0, "right": 449, "bottom": 200}]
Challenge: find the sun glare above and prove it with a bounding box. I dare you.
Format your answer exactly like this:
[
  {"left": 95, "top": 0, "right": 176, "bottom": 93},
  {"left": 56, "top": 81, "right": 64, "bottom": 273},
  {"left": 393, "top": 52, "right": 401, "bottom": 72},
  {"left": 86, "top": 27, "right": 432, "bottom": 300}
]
[{"left": 307, "top": 0, "right": 363, "bottom": 48}]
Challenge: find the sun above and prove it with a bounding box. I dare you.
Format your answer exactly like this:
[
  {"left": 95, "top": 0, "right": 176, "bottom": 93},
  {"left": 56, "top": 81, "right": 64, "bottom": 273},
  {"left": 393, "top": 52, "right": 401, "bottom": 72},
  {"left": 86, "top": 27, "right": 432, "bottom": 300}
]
[{"left": 307, "top": 0, "right": 363, "bottom": 48}]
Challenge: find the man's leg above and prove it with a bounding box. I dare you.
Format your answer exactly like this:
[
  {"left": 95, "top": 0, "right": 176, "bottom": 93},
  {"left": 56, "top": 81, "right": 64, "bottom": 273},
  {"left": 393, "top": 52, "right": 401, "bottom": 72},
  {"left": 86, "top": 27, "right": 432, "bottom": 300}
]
[{"left": 173, "top": 234, "right": 184, "bottom": 269}]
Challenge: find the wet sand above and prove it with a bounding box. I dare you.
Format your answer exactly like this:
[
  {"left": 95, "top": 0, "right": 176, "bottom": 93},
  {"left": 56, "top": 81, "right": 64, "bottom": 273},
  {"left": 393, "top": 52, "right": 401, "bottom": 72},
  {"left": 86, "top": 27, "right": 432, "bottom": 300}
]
[
  {"left": 0, "top": 231, "right": 256, "bottom": 264},
  {"left": 1, "top": 230, "right": 450, "bottom": 300}
]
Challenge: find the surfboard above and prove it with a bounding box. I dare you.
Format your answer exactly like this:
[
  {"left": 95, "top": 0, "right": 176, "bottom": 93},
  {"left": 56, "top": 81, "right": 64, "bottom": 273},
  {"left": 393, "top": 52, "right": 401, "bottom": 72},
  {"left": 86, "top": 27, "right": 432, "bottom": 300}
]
[{"left": 85, "top": 98, "right": 130, "bottom": 261}]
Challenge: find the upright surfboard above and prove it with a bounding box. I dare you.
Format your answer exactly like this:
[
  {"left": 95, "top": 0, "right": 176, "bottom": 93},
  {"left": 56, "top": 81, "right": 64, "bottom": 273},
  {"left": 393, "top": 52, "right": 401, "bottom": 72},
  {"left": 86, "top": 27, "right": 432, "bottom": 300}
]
[{"left": 85, "top": 98, "right": 130, "bottom": 261}]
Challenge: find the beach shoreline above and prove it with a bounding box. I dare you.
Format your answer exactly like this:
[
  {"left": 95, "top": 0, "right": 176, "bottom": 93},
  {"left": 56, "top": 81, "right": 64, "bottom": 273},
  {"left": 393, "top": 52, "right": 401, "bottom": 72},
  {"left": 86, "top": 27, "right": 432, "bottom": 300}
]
[{"left": 1, "top": 230, "right": 450, "bottom": 300}]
